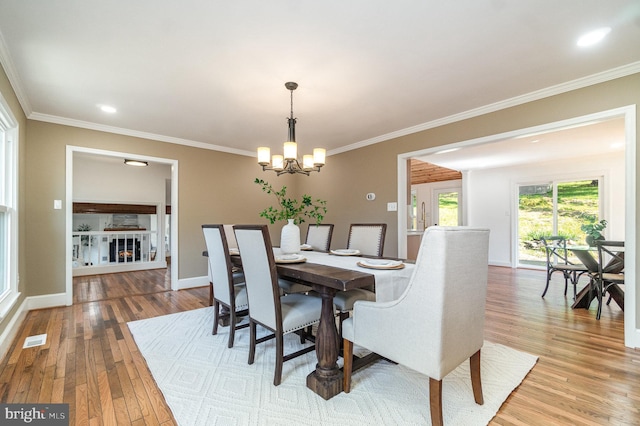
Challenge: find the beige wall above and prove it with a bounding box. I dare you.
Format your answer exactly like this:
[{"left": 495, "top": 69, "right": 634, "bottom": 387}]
[{"left": 1, "top": 60, "right": 639, "bottom": 339}]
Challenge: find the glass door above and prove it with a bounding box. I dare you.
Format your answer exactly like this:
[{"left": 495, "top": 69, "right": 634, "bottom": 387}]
[
  {"left": 433, "top": 189, "right": 460, "bottom": 226},
  {"left": 517, "top": 179, "right": 601, "bottom": 267}
]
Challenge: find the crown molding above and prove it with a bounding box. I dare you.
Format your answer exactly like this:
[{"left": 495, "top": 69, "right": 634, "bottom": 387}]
[
  {"left": 3, "top": 26, "right": 638, "bottom": 159},
  {"left": 329, "top": 61, "right": 640, "bottom": 156},
  {"left": 28, "top": 112, "right": 256, "bottom": 157},
  {"left": 0, "top": 29, "right": 32, "bottom": 116}
]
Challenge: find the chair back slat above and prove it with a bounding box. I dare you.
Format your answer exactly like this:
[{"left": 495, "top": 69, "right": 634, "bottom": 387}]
[
  {"left": 596, "top": 240, "right": 625, "bottom": 275},
  {"left": 541, "top": 236, "right": 571, "bottom": 266}
]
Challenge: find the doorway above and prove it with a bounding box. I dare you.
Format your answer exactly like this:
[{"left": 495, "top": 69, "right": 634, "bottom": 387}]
[
  {"left": 65, "top": 146, "right": 179, "bottom": 305},
  {"left": 396, "top": 106, "right": 636, "bottom": 347}
]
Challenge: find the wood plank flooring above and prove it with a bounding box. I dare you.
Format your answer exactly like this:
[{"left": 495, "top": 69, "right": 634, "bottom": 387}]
[{"left": 0, "top": 266, "right": 638, "bottom": 425}]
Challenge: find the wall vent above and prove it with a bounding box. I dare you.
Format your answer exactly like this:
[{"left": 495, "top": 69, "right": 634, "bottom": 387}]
[{"left": 23, "top": 334, "right": 47, "bottom": 348}]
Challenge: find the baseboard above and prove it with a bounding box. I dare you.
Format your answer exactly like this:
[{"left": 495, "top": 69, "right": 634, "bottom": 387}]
[
  {"left": 489, "top": 260, "right": 513, "bottom": 268},
  {"left": 27, "top": 292, "right": 68, "bottom": 310},
  {"left": 176, "top": 275, "right": 209, "bottom": 290},
  {"left": 0, "top": 292, "right": 73, "bottom": 362},
  {"left": 0, "top": 298, "right": 28, "bottom": 361}
]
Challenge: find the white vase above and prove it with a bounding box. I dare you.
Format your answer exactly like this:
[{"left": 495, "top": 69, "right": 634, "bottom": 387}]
[{"left": 280, "top": 219, "right": 300, "bottom": 254}]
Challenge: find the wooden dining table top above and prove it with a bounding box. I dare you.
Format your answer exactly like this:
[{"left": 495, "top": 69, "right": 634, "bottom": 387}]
[{"left": 228, "top": 251, "right": 376, "bottom": 292}]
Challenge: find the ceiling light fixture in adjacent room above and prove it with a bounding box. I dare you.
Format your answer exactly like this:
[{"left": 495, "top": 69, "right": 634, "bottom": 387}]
[
  {"left": 257, "top": 82, "right": 326, "bottom": 176},
  {"left": 124, "top": 159, "right": 148, "bottom": 167}
]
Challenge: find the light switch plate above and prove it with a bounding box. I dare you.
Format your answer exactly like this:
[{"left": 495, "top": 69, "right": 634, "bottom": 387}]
[
  {"left": 387, "top": 202, "right": 398, "bottom": 211},
  {"left": 54, "top": 199, "right": 62, "bottom": 209}
]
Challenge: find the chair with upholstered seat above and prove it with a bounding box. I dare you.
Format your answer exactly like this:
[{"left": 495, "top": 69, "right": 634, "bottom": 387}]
[
  {"left": 202, "top": 224, "right": 249, "bottom": 348},
  {"left": 540, "top": 236, "right": 588, "bottom": 299},
  {"left": 233, "top": 224, "right": 322, "bottom": 386},
  {"left": 279, "top": 224, "right": 335, "bottom": 295},
  {"left": 204, "top": 224, "right": 245, "bottom": 306},
  {"left": 342, "top": 226, "right": 490, "bottom": 426},
  {"left": 304, "top": 223, "right": 334, "bottom": 252},
  {"left": 333, "top": 223, "right": 387, "bottom": 337},
  {"left": 347, "top": 223, "right": 387, "bottom": 257}
]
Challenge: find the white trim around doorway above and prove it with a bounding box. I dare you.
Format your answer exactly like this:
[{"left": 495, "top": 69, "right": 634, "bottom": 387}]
[
  {"left": 396, "top": 105, "right": 637, "bottom": 348},
  {"left": 65, "top": 146, "right": 180, "bottom": 305}
]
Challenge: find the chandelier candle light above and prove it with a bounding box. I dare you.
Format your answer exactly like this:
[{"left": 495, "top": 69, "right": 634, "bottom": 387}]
[{"left": 257, "top": 82, "right": 326, "bottom": 176}]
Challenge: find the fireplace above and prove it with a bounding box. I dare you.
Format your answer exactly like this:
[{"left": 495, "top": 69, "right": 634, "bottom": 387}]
[{"left": 109, "top": 238, "right": 141, "bottom": 263}]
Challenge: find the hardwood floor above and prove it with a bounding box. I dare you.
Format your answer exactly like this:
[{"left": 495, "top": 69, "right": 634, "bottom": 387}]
[
  {"left": 0, "top": 266, "right": 639, "bottom": 425},
  {"left": 73, "top": 268, "right": 172, "bottom": 304}
]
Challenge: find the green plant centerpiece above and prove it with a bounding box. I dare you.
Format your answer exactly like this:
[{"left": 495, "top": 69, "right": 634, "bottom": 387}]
[
  {"left": 255, "top": 178, "right": 327, "bottom": 254},
  {"left": 581, "top": 219, "right": 607, "bottom": 246},
  {"left": 255, "top": 178, "right": 327, "bottom": 225}
]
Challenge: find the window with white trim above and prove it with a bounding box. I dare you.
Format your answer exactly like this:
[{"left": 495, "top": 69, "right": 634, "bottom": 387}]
[{"left": 0, "top": 94, "right": 18, "bottom": 318}]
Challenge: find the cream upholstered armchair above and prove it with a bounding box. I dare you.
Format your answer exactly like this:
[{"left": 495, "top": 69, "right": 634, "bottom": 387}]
[{"left": 342, "top": 226, "right": 490, "bottom": 426}]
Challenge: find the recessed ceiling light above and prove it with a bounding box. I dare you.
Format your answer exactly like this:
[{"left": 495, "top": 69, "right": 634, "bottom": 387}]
[
  {"left": 98, "top": 104, "right": 117, "bottom": 113},
  {"left": 577, "top": 27, "right": 611, "bottom": 47}
]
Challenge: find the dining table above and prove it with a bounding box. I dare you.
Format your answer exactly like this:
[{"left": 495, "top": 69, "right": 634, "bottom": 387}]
[{"left": 230, "top": 248, "right": 415, "bottom": 400}]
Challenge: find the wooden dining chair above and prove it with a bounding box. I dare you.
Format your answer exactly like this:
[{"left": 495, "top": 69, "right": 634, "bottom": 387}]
[
  {"left": 233, "top": 224, "right": 322, "bottom": 386},
  {"left": 304, "top": 223, "right": 334, "bottom": 252},
  {"left": 540, "top": 236, "right": 588, "bottom": 299},
  {"left": 201, "top": 224, "right": 249, "bottom": 348},
  {"left": 342, "top": 226, "right": 490, "bottom": 426},
  {"left": 595, "top": 240, "right": 624, "bottom": 320}
]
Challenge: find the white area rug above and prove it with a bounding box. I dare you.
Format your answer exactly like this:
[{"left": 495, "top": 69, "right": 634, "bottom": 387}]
[{"left": 128, "top": 307, "right": 537, "bottom": 425}]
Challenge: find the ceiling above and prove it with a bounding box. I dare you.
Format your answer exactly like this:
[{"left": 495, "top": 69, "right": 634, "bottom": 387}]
[
  {"left": 415, "top": 116, "right": 626, "bottom": 171},
  {"left": 0, "top": 1, "right": 639, "bottom": 160}
]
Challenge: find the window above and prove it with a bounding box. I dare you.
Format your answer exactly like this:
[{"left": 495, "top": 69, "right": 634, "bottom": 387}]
[
  {"left": 518, "top": 179, "right": 601, "bottom": 267},
  {"left": 0, "top": 94, "right": 18, "bottom": 318}
]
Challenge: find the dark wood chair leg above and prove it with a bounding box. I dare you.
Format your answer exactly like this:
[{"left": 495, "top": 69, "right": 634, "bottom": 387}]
[
  {"left": 209, "top": 282, "right": 213, "bottom": 306},
  {"left": 541, "top": 272, "right": 551, "bottom": 297},
  {"left": 274, "top": 333, "right": 284, "bottom": 386},
  {"left": 228, "top": 309, "right": 236, "bottom": 348},
  {"left": 212, "top": 301, "right": 220, "bottom": 335},
  {"left": 343, "top": 338, "right": 353, "bottom": 393},
  {"left": 429, "top": 378, "right": 443, "bottom": 426},
  {"left": 470, "top": 349, "right": 484, "bottom": 405},
  {"left": 338, "top": 311, "right": 349, "bottom": 340},
  {"left": 248, "top": 321, "right": 256, "bottom": 365}
]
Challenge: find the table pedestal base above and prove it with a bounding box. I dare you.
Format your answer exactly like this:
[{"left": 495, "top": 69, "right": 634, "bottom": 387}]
[
  {"left": 307, "top": 369, "right": 343, "bottom": 400},
  {"left": 307, "top": 286, "right": 342, "bottom": 399}
]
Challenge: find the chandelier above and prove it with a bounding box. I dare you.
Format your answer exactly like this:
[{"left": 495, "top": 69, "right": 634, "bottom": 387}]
[{"left": 257, "top": 82, "right": 326, "bottom": 176}]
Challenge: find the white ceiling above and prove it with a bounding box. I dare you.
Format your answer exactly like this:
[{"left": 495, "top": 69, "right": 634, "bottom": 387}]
[
  {"left": 0, "top": 1, "right": 639, "bottom": 160},
  {"left": 416, "top": 116, "right": 626, "bottom": 171}
]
